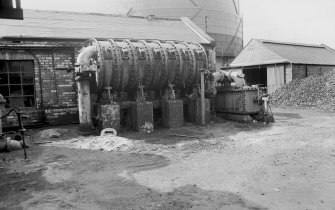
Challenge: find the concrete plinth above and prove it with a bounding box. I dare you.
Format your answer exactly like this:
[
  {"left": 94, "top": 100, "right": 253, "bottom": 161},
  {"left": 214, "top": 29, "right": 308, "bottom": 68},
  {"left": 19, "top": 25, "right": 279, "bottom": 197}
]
[
  {"left": 188, "top": 98, "right": 210, "bottom": 125},
  {"left": 161, "top": 100, "right": 184, "bottom": 128},
  {"left": 97, "top": 104, "right": 120, "bottom": 131},
  {"left": 131, "top": 102, "right": 153, "bottom": 131}
]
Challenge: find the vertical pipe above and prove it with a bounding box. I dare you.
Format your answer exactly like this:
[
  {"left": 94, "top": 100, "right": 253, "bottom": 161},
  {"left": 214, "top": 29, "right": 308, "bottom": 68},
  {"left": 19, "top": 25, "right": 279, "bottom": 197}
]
[
  {"left": 77, "top": 76, "right": 93, "bottom": 135},
  {"left": 0, "top": 95, "right": 5, "bottom": 134},
  {"left": 16, "top": 108, "right": 27, "bottom": 159},
  {"left": 51, "top": 49, "right": 59, "bottom": 104},
  {"left": 200, "top": 70, "right": 205, "bottom": 125},
  {"left": 29, "top": 50, "right": 45, "bottom": 123},
  {"left": 241, "top": 16, "right": 244, "bottom": 47}
]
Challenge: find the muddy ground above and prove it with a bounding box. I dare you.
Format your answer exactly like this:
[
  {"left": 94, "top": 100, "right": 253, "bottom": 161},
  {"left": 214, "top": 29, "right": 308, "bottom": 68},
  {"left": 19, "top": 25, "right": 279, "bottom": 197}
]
[{"left": 0, "top": 107, "right": 334, "bottom": 210}]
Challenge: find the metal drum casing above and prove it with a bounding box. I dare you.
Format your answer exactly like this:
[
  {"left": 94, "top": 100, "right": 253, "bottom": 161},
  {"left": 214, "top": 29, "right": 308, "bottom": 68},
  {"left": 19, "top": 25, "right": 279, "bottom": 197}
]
[{"left": 89, "top": 39, "right": 208, "bottom": 91}]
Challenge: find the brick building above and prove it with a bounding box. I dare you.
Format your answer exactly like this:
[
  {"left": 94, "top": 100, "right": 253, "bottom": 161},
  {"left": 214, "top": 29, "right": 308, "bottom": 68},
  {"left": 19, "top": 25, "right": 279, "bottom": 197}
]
[
  {"left": 0, "top": 9, "right": 214, "bottom": 128},
  {"left": 229, "top": 39, "right": 335, "bottom": 93}
]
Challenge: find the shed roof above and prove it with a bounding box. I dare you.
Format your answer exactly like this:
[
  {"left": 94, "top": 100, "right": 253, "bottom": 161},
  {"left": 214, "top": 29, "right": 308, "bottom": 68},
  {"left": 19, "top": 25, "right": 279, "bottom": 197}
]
[
  {"left": 231, "top": 39, "right": 335, "bottom": 67},
  {"left": 0, "top": 9, "right": 214, "bottom": 44}
]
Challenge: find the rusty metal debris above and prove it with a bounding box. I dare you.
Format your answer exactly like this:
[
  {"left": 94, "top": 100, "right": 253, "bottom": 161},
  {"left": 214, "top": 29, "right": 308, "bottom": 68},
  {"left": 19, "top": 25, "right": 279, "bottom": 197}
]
[{"left": 0, "top": 106, "right": 28, "bottom": 158}]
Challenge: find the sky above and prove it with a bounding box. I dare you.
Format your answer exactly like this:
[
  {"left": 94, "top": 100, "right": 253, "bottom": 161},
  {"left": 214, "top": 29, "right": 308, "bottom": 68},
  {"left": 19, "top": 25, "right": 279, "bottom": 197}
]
[
  {"left": 240, "top": 0, "right": 335, "bottom": 48},
  {"left": 21, "top": 0, "right": 335, "bottom": 48}
]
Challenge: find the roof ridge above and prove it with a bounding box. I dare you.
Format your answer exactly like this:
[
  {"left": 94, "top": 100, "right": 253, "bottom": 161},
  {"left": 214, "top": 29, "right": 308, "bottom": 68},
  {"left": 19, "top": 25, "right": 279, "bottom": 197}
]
[
  {"left": 23, "top": 9, "right": 181, "bottom": 21},
  {"left": 180, "top": 17, "right": 215, "bottom": 45},
  {"left": 256, "top": 39, "right": 324, "bottom": 48},
  {"left": 321, "top": 44, "right": 335, "bottom": 53}
]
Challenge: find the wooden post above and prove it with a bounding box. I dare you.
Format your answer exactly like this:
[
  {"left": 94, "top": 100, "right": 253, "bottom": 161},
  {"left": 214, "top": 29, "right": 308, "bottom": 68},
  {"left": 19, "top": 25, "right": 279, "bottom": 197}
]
[{"left": 200, "top": 69, "right": 206, "bottom": 125}]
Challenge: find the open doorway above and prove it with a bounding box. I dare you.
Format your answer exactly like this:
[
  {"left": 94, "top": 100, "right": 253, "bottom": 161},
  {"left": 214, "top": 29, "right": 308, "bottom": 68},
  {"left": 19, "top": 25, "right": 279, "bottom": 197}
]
[{"left": 243, "top": 67, "right": 267, "bottom": 87}]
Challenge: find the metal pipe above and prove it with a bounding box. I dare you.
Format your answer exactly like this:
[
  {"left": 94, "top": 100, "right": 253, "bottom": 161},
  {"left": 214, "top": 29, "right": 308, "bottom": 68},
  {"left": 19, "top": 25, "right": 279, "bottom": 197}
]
[
  {"left": 52, "top": 49, "right": 59, "bottom": 104},
  {"left": 200, "top": 69, "right": 205, "bottom": 125},
  {"left": 76, "top": 45, "right": 97, "bottom": 65},
  {"left": 76, "top": 76, "right": 93, "bottom": 135},
  {"left": 29, "top": 49, "right": 45, "bottom": 124}
]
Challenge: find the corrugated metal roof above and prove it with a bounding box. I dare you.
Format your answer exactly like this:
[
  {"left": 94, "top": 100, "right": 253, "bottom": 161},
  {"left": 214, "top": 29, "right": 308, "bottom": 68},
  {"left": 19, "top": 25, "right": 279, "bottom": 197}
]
[
  {"left": 231, "top": 39, "right": 335, "bottom": 67},
  {"left": 261, "top": 40, "right": 335, "bottom": 65},
  {"left": 0, "top": 9, "right": 214, "bottom": 44}
]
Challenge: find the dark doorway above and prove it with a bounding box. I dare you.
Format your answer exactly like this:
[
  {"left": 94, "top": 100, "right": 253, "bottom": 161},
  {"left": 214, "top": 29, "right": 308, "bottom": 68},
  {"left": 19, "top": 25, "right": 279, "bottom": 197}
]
[{"left": 243, "top": 67, "right": 267, "bottom": 87}]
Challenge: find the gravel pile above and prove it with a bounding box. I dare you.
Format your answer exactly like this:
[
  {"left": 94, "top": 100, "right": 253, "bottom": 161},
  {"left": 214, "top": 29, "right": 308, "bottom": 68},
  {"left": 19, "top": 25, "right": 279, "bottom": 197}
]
[{"left": 271, "top": 71, "right": 335, "bottom": 111}]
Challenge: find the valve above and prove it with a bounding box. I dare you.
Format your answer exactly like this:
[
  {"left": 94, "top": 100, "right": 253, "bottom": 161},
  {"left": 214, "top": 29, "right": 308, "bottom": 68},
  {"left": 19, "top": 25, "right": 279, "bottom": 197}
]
[{"left": 136, "top": 84, "right": 146, "bottom": 102}]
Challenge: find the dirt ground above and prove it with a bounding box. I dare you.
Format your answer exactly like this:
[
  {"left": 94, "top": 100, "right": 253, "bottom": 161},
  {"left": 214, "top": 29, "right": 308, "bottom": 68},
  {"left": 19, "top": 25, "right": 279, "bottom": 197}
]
[{"left": 0, "top": 107, "right": 335, "bottom": 210}]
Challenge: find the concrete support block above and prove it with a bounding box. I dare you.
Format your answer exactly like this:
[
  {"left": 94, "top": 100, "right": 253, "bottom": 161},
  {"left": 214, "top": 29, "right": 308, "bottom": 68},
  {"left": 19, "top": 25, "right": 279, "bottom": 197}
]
[
  {"left": 131, "top": 102, "right": 153, "bottom": 131},
  {"left": 161, "top": 100, "right": 184, "bottom": 128},
  {"left": 188, "top": 98, "right": 210, "bottom": 125},
  {"left": 97, "top": 104, "right": 120, "bottom": 132}
]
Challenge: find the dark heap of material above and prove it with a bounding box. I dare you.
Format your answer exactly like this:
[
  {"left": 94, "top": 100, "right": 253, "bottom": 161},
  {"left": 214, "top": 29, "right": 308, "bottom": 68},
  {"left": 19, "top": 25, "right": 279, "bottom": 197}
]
[{"left": 271, "top": 71, "right": 335, "bottom": 111}]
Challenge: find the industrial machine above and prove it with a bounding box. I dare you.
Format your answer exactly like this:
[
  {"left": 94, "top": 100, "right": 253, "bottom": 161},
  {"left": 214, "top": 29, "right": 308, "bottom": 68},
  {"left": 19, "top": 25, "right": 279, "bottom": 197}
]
[
  {"left": 209, "top": 69, "right": 270, "bottom": 123},
  {"left": 77, "top": 39, "right": 210, "bottom": 97},
  {"left": 73, "top": 38, "right": 273, "bottom": 134},
  {"left": 73, "top": 38, "right": 214, "bottom": 134}
]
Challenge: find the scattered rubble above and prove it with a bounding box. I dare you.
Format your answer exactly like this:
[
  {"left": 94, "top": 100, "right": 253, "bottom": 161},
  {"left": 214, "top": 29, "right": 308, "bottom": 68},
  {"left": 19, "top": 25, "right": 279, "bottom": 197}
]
[
  {"left": 39, "top": 129, "right": 69, "bottom": 139},
  {"left": 140, "top": 122, "right": 154, "bottom": 133},
  {"left": 49, "top": 132, "right": 134, "bottom": 152},
  {"left": 271, "top": 71, "right": 335, "bottom": 111}
]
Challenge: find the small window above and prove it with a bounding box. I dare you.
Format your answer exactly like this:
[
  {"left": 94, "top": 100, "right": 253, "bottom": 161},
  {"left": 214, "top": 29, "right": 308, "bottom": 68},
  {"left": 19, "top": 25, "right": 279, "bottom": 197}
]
[{"left": 0, "top": 60, "right": 35, "bottom": 108}]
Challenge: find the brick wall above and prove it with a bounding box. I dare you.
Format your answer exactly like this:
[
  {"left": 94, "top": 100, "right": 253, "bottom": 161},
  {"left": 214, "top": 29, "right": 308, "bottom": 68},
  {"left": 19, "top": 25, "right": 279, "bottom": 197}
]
[
  {"left": 292, "top": 65, "right": 307, "bottom": 79},
  {"left": 307, "top": 65, "right": 335, "bottom": 77},
  {"left": 1, "top": 109, "right": 43, "bottom": 128},
  {"left": 292, "top": 64, "right": 335, "bottom": 80},
  {"left": 1, "top": 39, "right": 87, "bottom": 128}
]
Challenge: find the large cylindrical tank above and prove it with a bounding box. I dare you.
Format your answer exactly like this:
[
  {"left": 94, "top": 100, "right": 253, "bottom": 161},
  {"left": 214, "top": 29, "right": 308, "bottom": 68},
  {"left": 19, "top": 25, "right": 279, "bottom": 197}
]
[
  {"left": 83, "top": 39, "right": 209, "bottom": 91},
  {"left": 104, "top": 0, "right": 243, "bottom": 65}
]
